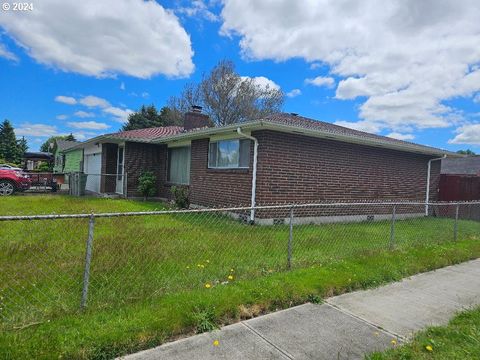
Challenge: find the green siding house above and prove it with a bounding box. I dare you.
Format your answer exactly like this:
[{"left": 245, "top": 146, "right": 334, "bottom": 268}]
[{"left": 53, "top": 140, "right": 83, "bottom": 174}]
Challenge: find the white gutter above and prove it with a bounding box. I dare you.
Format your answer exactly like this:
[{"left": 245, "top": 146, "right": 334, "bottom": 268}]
[
  {"left": 237, "top": 127, "right": 258, "bottom": 223},
  {"left": 425, "top": 155, "right": 447, "bottom": 216}
]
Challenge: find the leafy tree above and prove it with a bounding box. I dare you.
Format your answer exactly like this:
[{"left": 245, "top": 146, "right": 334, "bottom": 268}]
[
  {"left": 0, "top": 119, "right": 22, "bottom": 164},
  {"left": 40, "top": 134, "right": 77, "bottom": 153},
  {"left": 122, "top": 105, "right": 181, "bottom": 131},
  {"left": 456, "top": 149, "right": 476, "bottom": 156},
  {"left": 168, "top": 60, "right": 284, "bottom": 126}
]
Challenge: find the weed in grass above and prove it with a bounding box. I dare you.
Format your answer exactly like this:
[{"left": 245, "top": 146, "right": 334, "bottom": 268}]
[{"left": 192, "top": 307, "right": 218, "bottom": 333}]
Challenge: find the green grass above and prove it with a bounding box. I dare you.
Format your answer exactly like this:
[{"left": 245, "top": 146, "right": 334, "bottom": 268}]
[
  {"left": 0, "top": 195, "right": 479, "bottom": 359},
  {"left": 368, "top": 307, "right": 480, "bottom": 359}
]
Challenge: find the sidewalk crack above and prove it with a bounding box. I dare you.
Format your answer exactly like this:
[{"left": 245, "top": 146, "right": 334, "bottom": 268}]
[{"left": 241, "top": 322, "right": 295, "bottom": 360}]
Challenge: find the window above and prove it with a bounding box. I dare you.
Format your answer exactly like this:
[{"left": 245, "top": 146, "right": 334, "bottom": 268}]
[
  {"left": 168, "top": 146, "right": 191, "bottom": 184},
  {"left": 208, "top": 139, "right": 250, "bottom": 168}
]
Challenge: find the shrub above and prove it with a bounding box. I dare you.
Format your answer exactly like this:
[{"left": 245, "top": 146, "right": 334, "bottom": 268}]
[
  {"left": 171, "top": 185, "right": 190, "bottom": 209},
  {"left": 137, "top": 171, "right": 157, "bottom": 200}
]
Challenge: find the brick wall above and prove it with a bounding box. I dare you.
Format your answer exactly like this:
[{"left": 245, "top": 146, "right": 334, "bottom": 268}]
[
  {"left": 189, "top": 138, "right": 253, "bottom": 207},
  {"left": 100, "top": 143, "right": 118, "bottom": 193},
  {"left": 125, "top": 142, "right": 167, "bottom": 198},
  {"left": 252, "top": 130, "right": 440, "bottom": 205}
]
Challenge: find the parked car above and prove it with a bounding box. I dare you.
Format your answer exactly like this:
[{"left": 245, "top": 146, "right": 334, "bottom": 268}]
[
  {"left": 0, "top": 164, "right": 23, "bottom": 171},
  {"left": 0, "top": 169, "right": 31, "bottom": 196}
]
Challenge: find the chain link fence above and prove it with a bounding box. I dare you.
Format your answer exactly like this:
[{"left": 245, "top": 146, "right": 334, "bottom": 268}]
[{"left": 1, "top": 201, "right": 479, "bottom": 328}]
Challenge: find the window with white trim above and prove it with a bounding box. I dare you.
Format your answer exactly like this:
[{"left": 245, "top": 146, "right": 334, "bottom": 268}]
[
  {"left": 168, "top": 146, "right": 191, "bottom": 184},
  {"left": 208, "top": 139, "right": 250, "bottom": 169}
]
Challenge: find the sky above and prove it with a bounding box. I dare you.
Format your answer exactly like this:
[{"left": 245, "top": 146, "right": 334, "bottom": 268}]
[{"left": 0, "top": 0, "right": 480, "bottom": 152}]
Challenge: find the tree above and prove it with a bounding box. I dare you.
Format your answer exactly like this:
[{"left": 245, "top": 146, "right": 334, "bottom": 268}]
[
  {"left": 456, "top": 149, "right": 476, "bottom": 156},
  {"left": 0, "top": 119, "right": 22, "bottom": 164},
  {"left": 168, "top": 60, "right": 284, "bottom": 126},
  {"left": 40, "top": 134, "right": 77, "bottom": 153},
  {"left": 122, "top": 105, "right": 181, "bottom": 131},
  {"left": 17, "top": 136, "right": 28, "bottom": 157}
]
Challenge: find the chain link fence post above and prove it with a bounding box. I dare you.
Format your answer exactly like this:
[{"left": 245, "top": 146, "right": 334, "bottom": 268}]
[
  {"left": 81, "top": 213, "right": 95, "bottom": 310},
  {"left": 287, "top": 206, "right": 294, "bottom": 270},
  {"left": 454, "top": 204, "right": 459, "bottom": 242},
  {"left": 389, "top": 205, "right": 396, "bottom": 250}
]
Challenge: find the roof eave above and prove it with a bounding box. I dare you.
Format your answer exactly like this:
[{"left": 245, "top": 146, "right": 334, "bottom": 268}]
[{"left": 154, "top": 121, "right": 459, "bottom": 157}]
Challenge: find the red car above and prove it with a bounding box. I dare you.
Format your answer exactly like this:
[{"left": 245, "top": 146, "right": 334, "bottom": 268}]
[{"left": 0, "top": 169, "right": 31, "bottom": 196}]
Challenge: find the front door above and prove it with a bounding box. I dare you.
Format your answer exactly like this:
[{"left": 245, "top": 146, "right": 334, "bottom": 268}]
[{"left": 115, "top": 146, "right": 124, "bottom": 194}]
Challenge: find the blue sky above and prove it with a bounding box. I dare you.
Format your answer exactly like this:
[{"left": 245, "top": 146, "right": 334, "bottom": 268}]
[{"left": 0, "top": 0, "right": 479, "bottom": 151}]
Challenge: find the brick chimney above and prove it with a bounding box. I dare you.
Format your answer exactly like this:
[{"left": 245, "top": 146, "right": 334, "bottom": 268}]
[{"left": 184, "top": 105, "right": 212, "bottom": 131}]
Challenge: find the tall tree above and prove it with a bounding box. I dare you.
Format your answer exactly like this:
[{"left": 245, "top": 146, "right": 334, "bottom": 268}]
[
  {"left": 122, "top": 105, "right": 181, "bottom": 131},
  {"left": 17, "top": 136, "right": 28, "bottom": 157},
  {"left": 0, "top": 119, "right": 22, "bottom": 164},
  {"left": 168, "top": 60, "right": 284, "bottom": 126},
  {"left": 40, "top": 134, "right": 77, "bottom": 153}
]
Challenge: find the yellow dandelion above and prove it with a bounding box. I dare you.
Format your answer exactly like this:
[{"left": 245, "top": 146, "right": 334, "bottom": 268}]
[
  {"left": 213, "top": 339, "right": 219, "bottom": 346},
  {"left": 197, "top": 264, "right": 201, "bottom": 267},
  {"left": 228, "top": 275, "right": 234, "bottom": 281},
  {"left": 206, "top": 260, "right": 210, "bottom": 263},
  {"left": 230, "top": 268, "right": 234, "bottom": 272},
  {"left": 426, "top": 345, "right": 433, "bottom": 352},
  {"left": 205, "top": 283, "right": 212, "bottom": 289},
  {"left": 200, "top": 264, "right": 205, "bottom": 268},
  {"left": 391, "top": 339, "right": 397, "bottom": 346}
]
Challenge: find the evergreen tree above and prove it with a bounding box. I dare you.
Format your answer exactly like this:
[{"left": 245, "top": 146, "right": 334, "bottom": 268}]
[
  {"left": 122, "top": 105, "right": 176, "bottom": 131},
  {"left": 16, "top": 136, "right": 28, "bottom": 162},
  {"left": 40, "top": 134, "right": 76, "bottom": 153},
  {"left": 0, "top": 119, "right": 21, "bottom": 164}
]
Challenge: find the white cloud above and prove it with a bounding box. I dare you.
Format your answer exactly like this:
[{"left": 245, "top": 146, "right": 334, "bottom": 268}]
[
  {"left": 241, "top": 76, "right": 281, "bottom": 91},
  {"left": 310, "top": 62, "right": 322, "bottom": 70},
  {"left": 79, "top": 96, "right": 110, "bottom": 108},
  {"left": 74, "top": 111, "right": 95, "bottom": 118},
  {"left": 103, "top": 106, "right": 133, "bottom": 123},
  {"left": 0, "top": 43, "right": 18, "bottom": 61},
  {"left": 15, "top": 123, "right": 58, "bottom": 137},
  {"left": 176, "top": 0, "right": 219, "bottom": 22},
  {"left": 305, "top": 76, "right": 335, "bottom": 88},
  {"left": 67, "top": 121, "right": 110, "bottom": 130},
  {"left": 334, "top": 120, "right": 383, "bottom": 134},
  {"left": 474, "top": 93, "right": 480, "bottom": 103},
  {"left": 120, "top": 82, "right": 125, "bottom": 91},
  {"left": 386, "top": 132, "right": 415, "bottom": 141},
  {"left": 55, "top": 95, "right": 77, "bottom": 105},
  {"left": 449, "top": 123, "right": 480, "bottom": 144},
  {"left": 221, "top": 0, "right": 480, "bottom": 134},
  {"left": 286, "top": 89, "right": 302, "bottom": 98},
  {"left": 56, "top": 114, "right": 68, "bottom": 120},
  {"left": 0, "top": 0, "right": 194, "bottom": 78}
]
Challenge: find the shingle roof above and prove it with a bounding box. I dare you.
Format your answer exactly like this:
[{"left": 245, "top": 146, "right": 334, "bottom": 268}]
[
  {"left": 108, "top": 126, "right": 184, "bottom": 141},
  {"left": 56, "top": 140, "right": 79, "bottom": 151},
  {"left": 260, "top": 113, "right": 452, "bottom": 155}
]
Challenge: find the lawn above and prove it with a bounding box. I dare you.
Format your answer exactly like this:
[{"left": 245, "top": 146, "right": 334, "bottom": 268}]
[
  {"left": 0, "top": 195, "right": 479, "bottom": 359},
  {"left": 369, "top": 306, "right": 480, "bottom": 359}
]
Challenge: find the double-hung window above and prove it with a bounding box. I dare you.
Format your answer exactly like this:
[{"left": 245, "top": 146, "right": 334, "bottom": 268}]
[
  {"left": 168, "top": 146, "right": 191, "bottom": 185},
  {"left": 208, "top": 139, "right": 250, "bottom": 169}
]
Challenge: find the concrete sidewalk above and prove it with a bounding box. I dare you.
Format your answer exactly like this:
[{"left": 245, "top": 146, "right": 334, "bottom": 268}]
[{"left": 120, "top": 259, "right": 480, "bottom": 360}]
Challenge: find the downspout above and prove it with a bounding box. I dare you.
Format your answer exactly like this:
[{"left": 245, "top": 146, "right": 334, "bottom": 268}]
[
  {"left": 425, "top": 154, "right": 446, "bottom": 216},
  {"left": 237, "top": 127, "right": 258, "bottom": 223}
]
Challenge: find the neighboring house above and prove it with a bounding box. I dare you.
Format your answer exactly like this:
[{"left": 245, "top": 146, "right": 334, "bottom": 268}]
[
  {"left": 70, "top": 107, "right": 459, "bottom": 221},
  {"left": 23, "top": 152, "right": 53, "bottom": 171},
  {"left": 53, "top": 140, "right": 82, "bottom": 174},
  {"left": 439, "top": 156, "right": 480, "bottom": 201}
]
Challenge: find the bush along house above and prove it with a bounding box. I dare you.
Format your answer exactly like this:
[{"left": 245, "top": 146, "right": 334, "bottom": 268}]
[{"left": 67, "top": 106, "right": 460, "bottom": 223}]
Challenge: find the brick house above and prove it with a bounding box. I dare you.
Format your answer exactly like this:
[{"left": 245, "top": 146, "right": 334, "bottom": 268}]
[{"left": 67, "top": 108, "right": 458, "bottom": 221}]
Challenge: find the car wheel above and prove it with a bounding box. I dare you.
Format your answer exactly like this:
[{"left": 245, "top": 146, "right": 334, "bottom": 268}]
[{"left": 0, "top": 180, "right": 15, "bottom": 196}]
